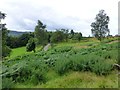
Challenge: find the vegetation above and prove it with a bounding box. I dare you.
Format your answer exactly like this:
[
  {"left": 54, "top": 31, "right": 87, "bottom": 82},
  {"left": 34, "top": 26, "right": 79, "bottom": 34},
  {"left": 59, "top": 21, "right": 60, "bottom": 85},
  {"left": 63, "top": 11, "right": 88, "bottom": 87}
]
[
  {"left": 6, "top": 32, "right": 34, "bottom": 48},
  {"left": 26, "top": 38, "right": 36, "bottom": 52},
  {"left": 35, "top": 20, "right": 48, "bottom": 46},
  {"left": 1, "top": 10, "right": 119, "bottom": 89},
  {"left": 1, "top": 37, "right": 119, "bottom": 89}
]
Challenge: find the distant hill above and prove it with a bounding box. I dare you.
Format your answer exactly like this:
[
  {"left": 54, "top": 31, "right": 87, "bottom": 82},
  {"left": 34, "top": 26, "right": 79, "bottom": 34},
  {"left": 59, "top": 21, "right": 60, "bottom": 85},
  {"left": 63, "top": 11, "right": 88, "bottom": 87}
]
[{"left": 8, "top": 30, "right": 28, "bottom": 36}]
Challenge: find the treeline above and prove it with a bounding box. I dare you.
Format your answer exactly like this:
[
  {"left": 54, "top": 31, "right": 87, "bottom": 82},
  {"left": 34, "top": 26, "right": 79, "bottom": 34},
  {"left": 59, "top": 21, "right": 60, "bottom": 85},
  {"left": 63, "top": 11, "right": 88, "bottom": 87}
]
[
  {"left": 6, "top": 20, "right": 82, "bottom": 49},
  {"left": 6, "top": 28, "right": 82, "bottom": 49},
  {"left": 6, "top": 32, "right": 34, "bottom": 48}
]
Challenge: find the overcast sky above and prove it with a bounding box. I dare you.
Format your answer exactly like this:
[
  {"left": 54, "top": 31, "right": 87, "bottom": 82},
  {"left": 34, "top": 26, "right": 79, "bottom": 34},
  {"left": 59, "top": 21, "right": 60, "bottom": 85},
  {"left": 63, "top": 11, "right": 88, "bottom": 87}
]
[{"left": 0, "top": 0, "right": 119, "bottom": 36}]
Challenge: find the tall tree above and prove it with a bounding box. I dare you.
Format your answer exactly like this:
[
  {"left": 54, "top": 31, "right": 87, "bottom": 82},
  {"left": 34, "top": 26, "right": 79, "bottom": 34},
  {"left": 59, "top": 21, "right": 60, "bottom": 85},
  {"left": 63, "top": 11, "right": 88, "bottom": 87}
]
[
  {"left": 35, "top": 20, "right": 48, "bottom": 46},
  {"left": 91, "top": 10, "right": 110, "bottom": 41}
]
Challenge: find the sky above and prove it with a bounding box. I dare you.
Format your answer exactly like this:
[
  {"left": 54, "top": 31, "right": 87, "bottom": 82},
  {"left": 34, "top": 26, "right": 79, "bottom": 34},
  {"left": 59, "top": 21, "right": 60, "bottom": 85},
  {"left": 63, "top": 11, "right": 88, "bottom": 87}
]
[{"left": 0, "top": 0, "right": 119, "bottom": 36}]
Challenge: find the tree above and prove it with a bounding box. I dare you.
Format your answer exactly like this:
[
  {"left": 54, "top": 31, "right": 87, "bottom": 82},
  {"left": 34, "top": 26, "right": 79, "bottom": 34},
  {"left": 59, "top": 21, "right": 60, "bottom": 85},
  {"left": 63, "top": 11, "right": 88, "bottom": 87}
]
[
  {"left": 91, "top": 10, "right": 110, "bottom": 41},
  {"left": 0, "top": 12, "right": 11, "bottom": 57},
  {"left": 18, "top": 33, "right": 34, "bottom": 47},
  {"left": 35, "top": 20, "right": 48, "bottom": 46},
  {"left": 50, "top": 30, "right": 64, "bottom": 43},
  {"left": 6, "top": 36, "right": 19, "bottom": 48},
  {"left": 26, "top": 38, "right": 36, "bottom": 52},
  {"left": 70, "top": 29, "right": 74, "bottom": 35},
  {"left": 69, "top": 29, "right": 74, "bottom": 39},
  {"left": 47, "top": 31, "right": 52, "bottom": 43},
  {"left": 61, "top": 29, "right": 69, "bottom": 42},
  {"left": 73, "top": 32, "right": 82, "bottom": 41}
]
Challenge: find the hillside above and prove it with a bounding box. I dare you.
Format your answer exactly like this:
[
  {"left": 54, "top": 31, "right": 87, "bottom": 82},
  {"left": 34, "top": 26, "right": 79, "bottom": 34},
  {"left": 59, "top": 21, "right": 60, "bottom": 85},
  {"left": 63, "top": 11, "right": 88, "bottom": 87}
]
[{"left": 1, "top": 37, "right": 119, "bottom": 88}]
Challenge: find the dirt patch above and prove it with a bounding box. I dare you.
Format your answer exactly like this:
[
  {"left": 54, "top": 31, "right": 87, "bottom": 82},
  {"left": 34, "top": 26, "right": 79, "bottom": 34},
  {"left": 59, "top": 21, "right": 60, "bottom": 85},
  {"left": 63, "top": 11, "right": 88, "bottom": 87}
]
[{"left": 108, "top": 40, "right": 118, "bottom": 44}]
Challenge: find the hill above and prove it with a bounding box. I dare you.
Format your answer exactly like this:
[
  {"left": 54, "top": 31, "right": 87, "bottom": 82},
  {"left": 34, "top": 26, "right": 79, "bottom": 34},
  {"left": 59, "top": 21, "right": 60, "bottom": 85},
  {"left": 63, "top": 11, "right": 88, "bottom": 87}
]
[{"left": 8, "top": 30, "right": 28, "bottom": 36}]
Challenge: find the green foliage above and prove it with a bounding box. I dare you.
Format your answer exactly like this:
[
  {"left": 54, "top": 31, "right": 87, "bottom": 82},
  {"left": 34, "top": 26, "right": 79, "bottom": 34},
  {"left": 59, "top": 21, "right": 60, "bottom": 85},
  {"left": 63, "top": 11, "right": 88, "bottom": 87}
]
[
  {"left": 26, "top": 38, "right": 36, "bottom": 52},
  {"left": 2, "top": 77, "right": 14, "bottom": 89},
  {"left": 2, "top": 44, "right": 11, "bottom": 57},
  {"left": 53, "top": 46, "right": 72, "bottom": 53},
  {"left": 6, "top": 33, "right": 34, "bottom": 48},
  {"left": 91, "top": 60, "right": 113, "bottom": 75},
  {"left": 50, "top": 30, "right": 65, "bottom": 43},
  {"left": 2, "top": 57, "right": 48, "bottom": 86},
  {"left": 54, "top": 56, "right": 72, "bottom": 75},
  {"left": 73, "top": 32, "right": 82, "bottom": 41}
]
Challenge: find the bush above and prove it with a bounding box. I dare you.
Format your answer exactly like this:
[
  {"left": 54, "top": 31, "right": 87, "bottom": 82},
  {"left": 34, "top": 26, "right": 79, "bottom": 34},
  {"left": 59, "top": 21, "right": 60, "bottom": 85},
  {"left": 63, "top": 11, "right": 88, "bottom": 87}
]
[{"left": 26, "top": 38, "right": 36, "bottom": 52}]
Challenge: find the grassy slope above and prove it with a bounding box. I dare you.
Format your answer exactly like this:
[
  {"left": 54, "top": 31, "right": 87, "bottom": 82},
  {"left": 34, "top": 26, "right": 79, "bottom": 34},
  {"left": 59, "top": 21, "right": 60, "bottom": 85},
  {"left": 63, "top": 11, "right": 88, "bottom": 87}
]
[{"left": 7, "top": 37, "right": 118, "bottom": 88}]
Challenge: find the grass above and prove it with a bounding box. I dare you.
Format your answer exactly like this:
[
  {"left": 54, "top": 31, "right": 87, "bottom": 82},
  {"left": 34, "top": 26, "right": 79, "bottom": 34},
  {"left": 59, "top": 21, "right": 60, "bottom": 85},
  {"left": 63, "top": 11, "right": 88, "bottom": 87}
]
[
  {"left": 10, "top": 47, "right": 28, "bottom": 59},
  {"left": 9, "top": 45, "right": 42, "bottom": 59},
  {"left": 15, "top": 71, "right": 118, "bottom": 88}
]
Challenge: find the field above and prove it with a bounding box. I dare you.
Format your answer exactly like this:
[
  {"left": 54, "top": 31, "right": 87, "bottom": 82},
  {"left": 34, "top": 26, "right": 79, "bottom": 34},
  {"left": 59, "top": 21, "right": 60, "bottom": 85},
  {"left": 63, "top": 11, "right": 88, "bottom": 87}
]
[{"left": 1, "top": 37, "right": 119, "bottom": 89}]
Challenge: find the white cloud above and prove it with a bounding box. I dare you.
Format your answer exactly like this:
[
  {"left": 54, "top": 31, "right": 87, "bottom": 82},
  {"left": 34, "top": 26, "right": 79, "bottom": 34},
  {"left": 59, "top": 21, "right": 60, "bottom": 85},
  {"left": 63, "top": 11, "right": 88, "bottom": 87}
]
[{"left": 0, "top": 0, "right": 119, "bottom": 36}]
